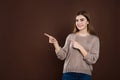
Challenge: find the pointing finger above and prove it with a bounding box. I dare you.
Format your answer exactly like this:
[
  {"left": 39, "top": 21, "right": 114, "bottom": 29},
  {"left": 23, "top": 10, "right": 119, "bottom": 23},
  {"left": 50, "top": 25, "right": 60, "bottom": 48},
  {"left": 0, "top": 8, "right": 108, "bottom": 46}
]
[
  {"left": 71, "top": 39, "right": 78, "bottom": 43},
  {"left": 44, "top": 33, "right": 52, "bottom": 38},
  {"left": 71, "top": 39, "right": 75, "bottom": 42}
]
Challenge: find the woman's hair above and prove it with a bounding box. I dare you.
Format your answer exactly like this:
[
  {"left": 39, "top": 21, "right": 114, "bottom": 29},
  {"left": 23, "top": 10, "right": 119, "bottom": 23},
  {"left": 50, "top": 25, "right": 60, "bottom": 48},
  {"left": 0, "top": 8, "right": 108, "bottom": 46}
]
[{"left": 73, "top": 11, "right": 97, "bottom": 36}]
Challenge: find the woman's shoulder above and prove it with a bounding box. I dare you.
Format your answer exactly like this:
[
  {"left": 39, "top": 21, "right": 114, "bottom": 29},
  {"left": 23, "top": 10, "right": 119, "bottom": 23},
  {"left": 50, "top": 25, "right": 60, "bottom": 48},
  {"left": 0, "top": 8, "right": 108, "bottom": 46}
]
[
  {"left": 90, "top": 34, "right": 99, "bottom": 38},
  {"left": 64, "top": 33, "right": 75, "bottom": 40},
  {"left": 67, "top": 33, "right": 76, "bottom": 38},
  {"left": 90, "top": 34, "right": 100, "bottom": 42}
]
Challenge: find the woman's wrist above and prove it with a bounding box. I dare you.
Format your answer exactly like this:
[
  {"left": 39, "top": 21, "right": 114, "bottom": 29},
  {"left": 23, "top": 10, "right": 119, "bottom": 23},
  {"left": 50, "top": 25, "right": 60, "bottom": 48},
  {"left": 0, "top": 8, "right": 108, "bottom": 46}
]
[
  {"left": 78, "top": 45, "right": 87, "bottom": 57},
  {"left": 53, "top": 42, "right": 61, "bottom": 52}
]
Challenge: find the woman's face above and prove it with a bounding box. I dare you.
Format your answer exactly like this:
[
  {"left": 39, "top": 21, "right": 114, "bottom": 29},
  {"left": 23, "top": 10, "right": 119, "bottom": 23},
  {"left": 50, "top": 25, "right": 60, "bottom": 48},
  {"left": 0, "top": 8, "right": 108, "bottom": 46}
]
[{"left": 75, "top": 15, "right": 89, "bottom": 31}]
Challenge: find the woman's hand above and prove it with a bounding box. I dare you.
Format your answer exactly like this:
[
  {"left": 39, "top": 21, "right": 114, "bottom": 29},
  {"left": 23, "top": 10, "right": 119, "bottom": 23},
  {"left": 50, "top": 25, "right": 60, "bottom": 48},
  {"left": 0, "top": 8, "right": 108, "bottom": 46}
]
[
  {"left": 71, "top": 39, "right": 87, "bottom": 57},
  {"left": 44, "top": 33, "right": 58, "bottom": 44},
  {"left": 44, "top": 33, "right": 61, "bottom": 53},
  {"left": 71, "top": 39, "right": 81, "bottom": 50}
]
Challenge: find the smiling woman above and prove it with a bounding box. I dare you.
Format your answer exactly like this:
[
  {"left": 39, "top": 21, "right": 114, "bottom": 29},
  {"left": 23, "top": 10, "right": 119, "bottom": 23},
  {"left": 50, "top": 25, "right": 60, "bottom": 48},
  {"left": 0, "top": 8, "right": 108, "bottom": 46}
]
[
  {"left": 44, "top": 11, "right": 100, "bottom": 80},
  {"left": 73, "top": 11, "right": 97, "bottom": 36},
  {"left": 75, "top": 15, "right": 89, "bottom": 31}
]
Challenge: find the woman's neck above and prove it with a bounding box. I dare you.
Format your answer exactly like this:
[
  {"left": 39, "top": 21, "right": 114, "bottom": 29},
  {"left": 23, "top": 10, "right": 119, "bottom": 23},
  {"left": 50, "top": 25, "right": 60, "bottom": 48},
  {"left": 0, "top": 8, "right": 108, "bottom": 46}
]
[{"left": 77, "top": 29, "right": 90, "bottom": 36}]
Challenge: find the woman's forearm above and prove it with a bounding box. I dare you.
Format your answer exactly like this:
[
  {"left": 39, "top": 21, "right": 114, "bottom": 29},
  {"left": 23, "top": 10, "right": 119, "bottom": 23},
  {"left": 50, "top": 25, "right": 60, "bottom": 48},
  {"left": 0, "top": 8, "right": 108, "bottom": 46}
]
[
  {"left": 53, "top": 42, "right": 61, "bottom": 53},
  {"left": 72, "top": 40, "right": 88, "bottom": 57},
  {"left": 78, "top": 45, "right": 87, "bottom": 57}
]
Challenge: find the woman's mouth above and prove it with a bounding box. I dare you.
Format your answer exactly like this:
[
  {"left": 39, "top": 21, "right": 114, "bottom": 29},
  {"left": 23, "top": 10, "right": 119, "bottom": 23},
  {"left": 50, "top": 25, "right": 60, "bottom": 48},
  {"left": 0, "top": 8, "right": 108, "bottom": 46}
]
[{"left": 77, "top": 24, "right": 83, "bottom": 28}]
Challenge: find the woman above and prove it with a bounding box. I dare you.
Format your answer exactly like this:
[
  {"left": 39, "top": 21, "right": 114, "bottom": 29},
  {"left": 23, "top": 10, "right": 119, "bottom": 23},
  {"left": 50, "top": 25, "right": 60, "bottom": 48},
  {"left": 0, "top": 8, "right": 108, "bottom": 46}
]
[{"left": 44, "top": 11, "right": 100, "bottom": 80}]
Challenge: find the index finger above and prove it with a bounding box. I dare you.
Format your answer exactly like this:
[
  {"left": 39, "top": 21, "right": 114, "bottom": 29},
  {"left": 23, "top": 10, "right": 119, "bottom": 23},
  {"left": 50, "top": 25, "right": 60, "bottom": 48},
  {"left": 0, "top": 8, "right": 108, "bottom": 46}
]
[
  {"left": 71, "top": 39, "right": 78, "bottom": 43},
  {"left": 44, "top": 33, "right": 52, "bottom": 38},
  {"left": 71, "top": 39, "right": 75, "bottom": 42}
]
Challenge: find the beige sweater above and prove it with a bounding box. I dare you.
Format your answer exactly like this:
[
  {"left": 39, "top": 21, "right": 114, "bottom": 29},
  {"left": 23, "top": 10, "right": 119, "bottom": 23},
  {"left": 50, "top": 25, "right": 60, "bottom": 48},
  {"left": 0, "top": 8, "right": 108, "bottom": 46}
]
[{"left": 56, "top": 33, "right": 100, "bottom": 75}]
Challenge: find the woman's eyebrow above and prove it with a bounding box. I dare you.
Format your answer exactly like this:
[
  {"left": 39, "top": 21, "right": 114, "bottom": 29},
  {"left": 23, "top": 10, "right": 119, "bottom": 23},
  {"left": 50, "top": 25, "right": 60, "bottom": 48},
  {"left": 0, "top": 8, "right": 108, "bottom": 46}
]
[
  {"left": 76, "top": 17, "right": 85, "bottom": 20},
  {"left": 80, "top": 18, "right": 84, "bottom": 19},
  {"left": 75, "top": 19, "right": 79, "bottom": 20}
]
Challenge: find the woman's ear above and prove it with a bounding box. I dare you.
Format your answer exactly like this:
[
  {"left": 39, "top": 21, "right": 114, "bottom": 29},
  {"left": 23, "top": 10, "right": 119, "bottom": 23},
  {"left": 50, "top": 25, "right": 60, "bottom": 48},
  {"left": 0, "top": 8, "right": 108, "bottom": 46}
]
[{"left": 87, "top": 21, "right": 89, "bottom": 24}]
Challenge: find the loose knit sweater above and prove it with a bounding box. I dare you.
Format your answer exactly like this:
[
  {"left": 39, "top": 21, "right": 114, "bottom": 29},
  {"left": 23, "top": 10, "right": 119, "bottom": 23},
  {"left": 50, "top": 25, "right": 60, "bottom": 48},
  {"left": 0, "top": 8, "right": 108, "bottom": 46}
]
[{"left": 56, "top": 33, "right": 100, "bottom": 75}]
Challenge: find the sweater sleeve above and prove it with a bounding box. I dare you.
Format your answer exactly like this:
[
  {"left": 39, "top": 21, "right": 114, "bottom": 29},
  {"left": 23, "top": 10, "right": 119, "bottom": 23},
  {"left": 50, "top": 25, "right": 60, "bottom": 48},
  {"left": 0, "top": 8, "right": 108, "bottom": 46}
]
[
  {"left": 56, "top": 34, "right": 71, "bottom": 60},
  {"left": 83, "top": 37, "right": 100, "bottom": 64}
]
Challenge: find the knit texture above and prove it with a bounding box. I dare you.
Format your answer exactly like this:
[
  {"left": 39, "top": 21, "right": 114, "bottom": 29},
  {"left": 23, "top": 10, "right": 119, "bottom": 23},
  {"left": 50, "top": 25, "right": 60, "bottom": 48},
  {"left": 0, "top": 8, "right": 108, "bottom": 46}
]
[{"left": 56, "top": 33, "right": 100, "bottom": 75}]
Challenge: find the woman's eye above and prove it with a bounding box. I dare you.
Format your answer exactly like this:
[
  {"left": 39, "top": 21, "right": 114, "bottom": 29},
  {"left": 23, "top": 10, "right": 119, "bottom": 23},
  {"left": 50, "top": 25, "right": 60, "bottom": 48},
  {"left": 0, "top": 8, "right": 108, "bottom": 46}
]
[
  {"left": 76, "top": 19, "right": 79, "bottom": 22},
  {"left": 80, "top": 19, "right": 84, "bottom": 21}
]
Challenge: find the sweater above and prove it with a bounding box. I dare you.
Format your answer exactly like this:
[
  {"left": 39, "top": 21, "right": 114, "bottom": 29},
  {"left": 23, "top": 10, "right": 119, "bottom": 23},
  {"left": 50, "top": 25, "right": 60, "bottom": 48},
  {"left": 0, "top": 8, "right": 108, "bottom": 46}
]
[{"left": 56, "top": 33, "right": 100, "bottom": 75}]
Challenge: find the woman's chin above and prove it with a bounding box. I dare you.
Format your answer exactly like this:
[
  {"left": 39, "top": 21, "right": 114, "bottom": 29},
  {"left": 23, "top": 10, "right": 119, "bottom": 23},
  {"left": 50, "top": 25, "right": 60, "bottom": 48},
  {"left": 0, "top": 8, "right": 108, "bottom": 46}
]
[{"left": 77, "top": 27, "right": 84, "bottom": 30}]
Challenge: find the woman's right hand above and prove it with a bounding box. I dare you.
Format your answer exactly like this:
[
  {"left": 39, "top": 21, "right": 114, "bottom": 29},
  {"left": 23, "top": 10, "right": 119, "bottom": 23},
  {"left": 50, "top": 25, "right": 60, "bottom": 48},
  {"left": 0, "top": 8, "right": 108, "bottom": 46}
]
[
  {"left": 44, "top": 33, "right": 58, "bottom": 44},
  {"left": 44, "top": 33, "right": 61, "bottom": 53}
]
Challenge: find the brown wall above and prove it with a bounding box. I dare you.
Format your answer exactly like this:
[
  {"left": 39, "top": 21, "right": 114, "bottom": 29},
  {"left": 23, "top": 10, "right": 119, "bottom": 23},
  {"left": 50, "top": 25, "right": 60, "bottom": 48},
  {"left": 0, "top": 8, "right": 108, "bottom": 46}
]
[{"left": 0, "top": 0, "right": 119, "bottom": 80}]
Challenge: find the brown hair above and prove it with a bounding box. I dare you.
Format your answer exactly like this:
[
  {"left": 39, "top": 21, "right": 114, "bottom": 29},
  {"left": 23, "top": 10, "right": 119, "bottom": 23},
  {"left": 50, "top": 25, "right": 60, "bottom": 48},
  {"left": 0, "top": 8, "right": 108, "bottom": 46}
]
[{"left": 73, "top": 11, "right": 97, "bottom": 35}]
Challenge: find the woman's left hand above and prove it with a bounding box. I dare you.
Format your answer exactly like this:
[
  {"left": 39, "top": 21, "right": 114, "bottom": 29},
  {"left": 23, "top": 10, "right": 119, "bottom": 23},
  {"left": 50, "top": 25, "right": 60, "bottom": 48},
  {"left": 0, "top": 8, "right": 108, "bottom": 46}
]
[
  {"left": 71, "top": 39, "right": 88, "bottom": 56},
  {"left": 71, "top": 39, "right": 81, "bottom": 50}
]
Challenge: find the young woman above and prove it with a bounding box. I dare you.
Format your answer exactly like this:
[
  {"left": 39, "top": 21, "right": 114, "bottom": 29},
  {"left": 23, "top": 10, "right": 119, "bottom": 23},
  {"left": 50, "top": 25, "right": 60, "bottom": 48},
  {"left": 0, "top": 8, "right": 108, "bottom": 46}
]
[{"left": 44, "top": 11, "right": 100, "bottom": 80}]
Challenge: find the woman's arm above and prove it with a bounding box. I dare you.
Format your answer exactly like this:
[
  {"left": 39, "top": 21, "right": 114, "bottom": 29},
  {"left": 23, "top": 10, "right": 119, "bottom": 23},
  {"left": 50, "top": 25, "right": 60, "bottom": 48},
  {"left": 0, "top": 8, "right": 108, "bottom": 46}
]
[
  {"left": 71, "top": 39, "right": 87, "bottom": 57},
  {"left": 44, "top": 33, "right": 71, "bottom": 60},
  {"left": 44, "top": 33, "right": 61, "bottom": 53},
  {"left": 71, "top": 37, "right": 100, "bottom": 64}
]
